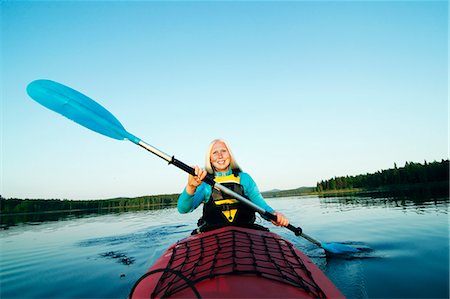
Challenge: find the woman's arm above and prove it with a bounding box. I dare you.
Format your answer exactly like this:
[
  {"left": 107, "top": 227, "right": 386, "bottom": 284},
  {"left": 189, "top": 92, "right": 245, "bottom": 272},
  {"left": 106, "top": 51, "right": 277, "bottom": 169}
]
[
  {"left": 177, "top": 166, "right": 209, "bottom": 213},
  {"left": 177, "top": 188, "right": 195, "bottom": 213},
  {"left": 240, "top": 172, "right": 289, "bottom": 227},
  {"left": 177, "top": 183, "right": 211, "bottom": 213},
  {"left": 239, "top": 172, "right": 275, "bottom": 213}
]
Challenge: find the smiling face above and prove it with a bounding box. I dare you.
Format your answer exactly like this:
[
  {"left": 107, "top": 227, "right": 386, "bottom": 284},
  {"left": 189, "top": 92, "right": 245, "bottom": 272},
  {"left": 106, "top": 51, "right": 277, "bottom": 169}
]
[{"left": 210, "top": 141, "right": 231, "bottom": 173}]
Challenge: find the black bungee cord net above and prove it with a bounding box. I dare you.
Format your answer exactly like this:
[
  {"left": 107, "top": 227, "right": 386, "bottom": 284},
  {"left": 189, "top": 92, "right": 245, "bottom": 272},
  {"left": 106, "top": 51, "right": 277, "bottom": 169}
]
[{"left": 130, "top": 228, "right": 327, "bottom": 299}]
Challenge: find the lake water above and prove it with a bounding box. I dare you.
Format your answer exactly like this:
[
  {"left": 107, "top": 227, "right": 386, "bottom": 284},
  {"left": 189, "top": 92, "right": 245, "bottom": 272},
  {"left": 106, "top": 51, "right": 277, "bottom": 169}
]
[{"left": 0, "top": 194, "right": 448, "bottom": 299}]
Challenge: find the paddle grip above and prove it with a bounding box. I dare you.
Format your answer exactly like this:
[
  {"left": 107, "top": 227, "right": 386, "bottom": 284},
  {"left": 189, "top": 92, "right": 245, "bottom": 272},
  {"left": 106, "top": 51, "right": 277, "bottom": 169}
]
[
  {"left": 263, "top": 211, "right": 303, "bottom": 236},
  {"left": 170, "top": 157, "right": 216, "bottom": 186}
]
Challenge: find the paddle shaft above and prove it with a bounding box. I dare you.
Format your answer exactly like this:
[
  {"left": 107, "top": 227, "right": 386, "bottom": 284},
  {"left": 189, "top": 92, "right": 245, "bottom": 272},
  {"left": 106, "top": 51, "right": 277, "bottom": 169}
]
[{"left": 137, "top": 139, "right": 302, "bottom": 236}]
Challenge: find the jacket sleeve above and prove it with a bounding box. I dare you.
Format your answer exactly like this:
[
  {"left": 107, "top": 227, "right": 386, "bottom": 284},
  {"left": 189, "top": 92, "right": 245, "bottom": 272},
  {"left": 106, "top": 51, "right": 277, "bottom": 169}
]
[
  {"left": 177, "top": 188, "right": 195, "bottom": 213},
  {"left": 177, "top": 183, "right": 210, "bottom": 213},
  {"left": 239, "top": 172, "right": 275, "bottom": 214}
]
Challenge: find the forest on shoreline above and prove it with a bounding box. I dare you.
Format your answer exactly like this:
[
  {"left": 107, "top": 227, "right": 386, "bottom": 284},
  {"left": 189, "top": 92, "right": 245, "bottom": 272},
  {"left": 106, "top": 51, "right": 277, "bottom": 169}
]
[
  {"left": 315, "top": 159, "right": 448, "bottom": 192},
  {"left": 1, "top": 159, "right": 448, "bottom": 215}
]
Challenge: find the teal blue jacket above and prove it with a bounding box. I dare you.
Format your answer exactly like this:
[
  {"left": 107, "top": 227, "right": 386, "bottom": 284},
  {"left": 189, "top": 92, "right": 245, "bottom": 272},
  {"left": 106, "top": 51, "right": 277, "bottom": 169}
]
[{"left": 177, "top": 170, "right": 274, "bottom": 214}]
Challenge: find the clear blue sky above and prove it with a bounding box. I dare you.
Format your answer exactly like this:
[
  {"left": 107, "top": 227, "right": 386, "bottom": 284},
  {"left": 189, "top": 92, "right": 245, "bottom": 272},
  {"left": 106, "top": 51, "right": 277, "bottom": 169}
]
[{"left": 2, "top": 1, "right": 448, "bottom": 200}]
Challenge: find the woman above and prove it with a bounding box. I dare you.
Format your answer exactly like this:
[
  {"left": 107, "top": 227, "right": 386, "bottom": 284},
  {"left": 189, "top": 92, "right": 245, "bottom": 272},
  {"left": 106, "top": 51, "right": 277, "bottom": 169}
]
[{"left": 178, "top": 139, "right": 289, "bottom": 231}]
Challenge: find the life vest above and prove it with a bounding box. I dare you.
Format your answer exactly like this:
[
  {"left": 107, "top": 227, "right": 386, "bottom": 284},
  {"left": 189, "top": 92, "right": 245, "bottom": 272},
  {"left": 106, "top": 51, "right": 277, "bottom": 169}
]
[{"left": 199, "top": 172, "right": 256, "bottom": 230}]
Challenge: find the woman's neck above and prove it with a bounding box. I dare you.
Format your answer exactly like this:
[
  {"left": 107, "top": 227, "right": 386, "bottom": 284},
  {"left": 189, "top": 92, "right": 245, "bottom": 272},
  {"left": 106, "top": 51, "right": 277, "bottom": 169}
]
[{"left": 214, "top": 168, "right": 232, "bottom": 177}]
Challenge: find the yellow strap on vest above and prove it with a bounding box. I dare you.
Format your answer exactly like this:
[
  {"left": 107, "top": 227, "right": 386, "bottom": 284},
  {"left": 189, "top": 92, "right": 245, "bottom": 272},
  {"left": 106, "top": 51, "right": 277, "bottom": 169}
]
[
  {"left": 214, "top": 174, "right": 240, "bottom": 184},
  {"left": 214, "top": 199, "right": 239, "bottom": 205}
]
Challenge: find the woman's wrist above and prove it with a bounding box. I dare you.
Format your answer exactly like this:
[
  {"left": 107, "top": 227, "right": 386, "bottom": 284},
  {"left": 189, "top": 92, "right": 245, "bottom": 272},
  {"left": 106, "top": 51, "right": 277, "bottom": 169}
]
[{"left": 185, "top": 185, "right": 196, "bottom": 195}]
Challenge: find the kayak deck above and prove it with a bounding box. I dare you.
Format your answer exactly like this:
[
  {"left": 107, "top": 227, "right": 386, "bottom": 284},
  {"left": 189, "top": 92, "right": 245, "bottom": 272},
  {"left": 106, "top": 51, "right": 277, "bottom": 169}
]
[{"left": 130, "top": 226, "right": 344, "bottom": 298}]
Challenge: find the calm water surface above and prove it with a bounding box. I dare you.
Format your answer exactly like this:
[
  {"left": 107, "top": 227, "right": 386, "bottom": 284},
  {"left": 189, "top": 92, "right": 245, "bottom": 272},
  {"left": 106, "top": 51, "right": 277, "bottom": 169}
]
[{"left": 0, "top": 195, "right": 448, "bottom": 299}]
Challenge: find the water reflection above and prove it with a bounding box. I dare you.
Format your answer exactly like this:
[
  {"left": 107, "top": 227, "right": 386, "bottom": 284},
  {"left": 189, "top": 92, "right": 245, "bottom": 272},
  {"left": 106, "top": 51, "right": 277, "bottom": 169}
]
[
  {"left": 0, "top": 203, "right": 177, "bottom": 230},
  {"left": 318, "top": 190, "right": 449, "bottom": 215},
  {"left": 3, "top": 189, "right": 449, "bottom": 230}
]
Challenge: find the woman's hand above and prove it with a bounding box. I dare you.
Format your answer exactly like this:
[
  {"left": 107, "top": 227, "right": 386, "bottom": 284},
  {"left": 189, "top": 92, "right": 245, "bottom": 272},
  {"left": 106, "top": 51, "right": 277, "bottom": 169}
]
[
  {"left": 186, "top": 166, "right": 208, "bottom": 195},
  {"left": 272, "top": 212, "right": 289, "bottom": 227}
]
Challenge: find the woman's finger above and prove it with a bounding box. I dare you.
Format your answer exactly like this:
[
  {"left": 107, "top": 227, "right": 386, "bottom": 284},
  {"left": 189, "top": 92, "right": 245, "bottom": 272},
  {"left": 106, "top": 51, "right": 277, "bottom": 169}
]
[
  {"left": 193, "top": 165, "right": 200, "bottom": 176},
  {"left": 273, "top": 212, "right": 289, "bottom": 227}
]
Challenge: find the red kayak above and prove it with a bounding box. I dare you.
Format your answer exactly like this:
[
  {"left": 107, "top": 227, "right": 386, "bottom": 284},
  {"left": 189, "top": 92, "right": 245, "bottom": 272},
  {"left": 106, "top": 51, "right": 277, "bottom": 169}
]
[{"left": 129, "top": 226, "right": 344, "bottom": 299}]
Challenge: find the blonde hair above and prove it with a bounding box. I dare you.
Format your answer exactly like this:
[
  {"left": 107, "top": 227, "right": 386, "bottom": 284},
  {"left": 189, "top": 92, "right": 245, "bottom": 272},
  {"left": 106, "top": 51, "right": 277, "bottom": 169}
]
[{"left": 204, "top": 139, "right": 242, "bottom": 174}]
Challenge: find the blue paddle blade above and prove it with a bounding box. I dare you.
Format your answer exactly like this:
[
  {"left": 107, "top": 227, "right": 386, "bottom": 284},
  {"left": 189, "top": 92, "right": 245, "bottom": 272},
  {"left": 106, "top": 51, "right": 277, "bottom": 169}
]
[
  {"left": 27, "top": 80, "right": 139, "bottom": 143},
  {"left": 321, "top": 242, "right": 359, "bottom": 255}
]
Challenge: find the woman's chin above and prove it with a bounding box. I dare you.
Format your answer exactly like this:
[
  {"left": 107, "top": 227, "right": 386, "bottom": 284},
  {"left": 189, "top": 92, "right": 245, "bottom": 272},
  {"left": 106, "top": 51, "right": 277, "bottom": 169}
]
[{"left": 213, "top": 165, "right": 229, "bottom": 172}]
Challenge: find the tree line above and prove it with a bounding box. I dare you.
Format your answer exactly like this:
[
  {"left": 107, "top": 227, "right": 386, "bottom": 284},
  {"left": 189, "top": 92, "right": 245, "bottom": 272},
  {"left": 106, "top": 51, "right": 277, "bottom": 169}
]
[
  {"left": 315, "top": 159, "right": 449, "bottom": 192},
  {"left": 0, "top": 194, "right": 180, "bottom": 215},
  {"left": 261, "top": 187, "right": 315, "bottom": 198}
]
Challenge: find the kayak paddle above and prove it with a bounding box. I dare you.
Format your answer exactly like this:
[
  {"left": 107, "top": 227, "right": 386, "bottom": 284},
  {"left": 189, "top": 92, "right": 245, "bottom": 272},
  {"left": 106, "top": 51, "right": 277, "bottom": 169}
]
[{"left": 26, "top": 79, "right": 358, "bottom": 255}]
